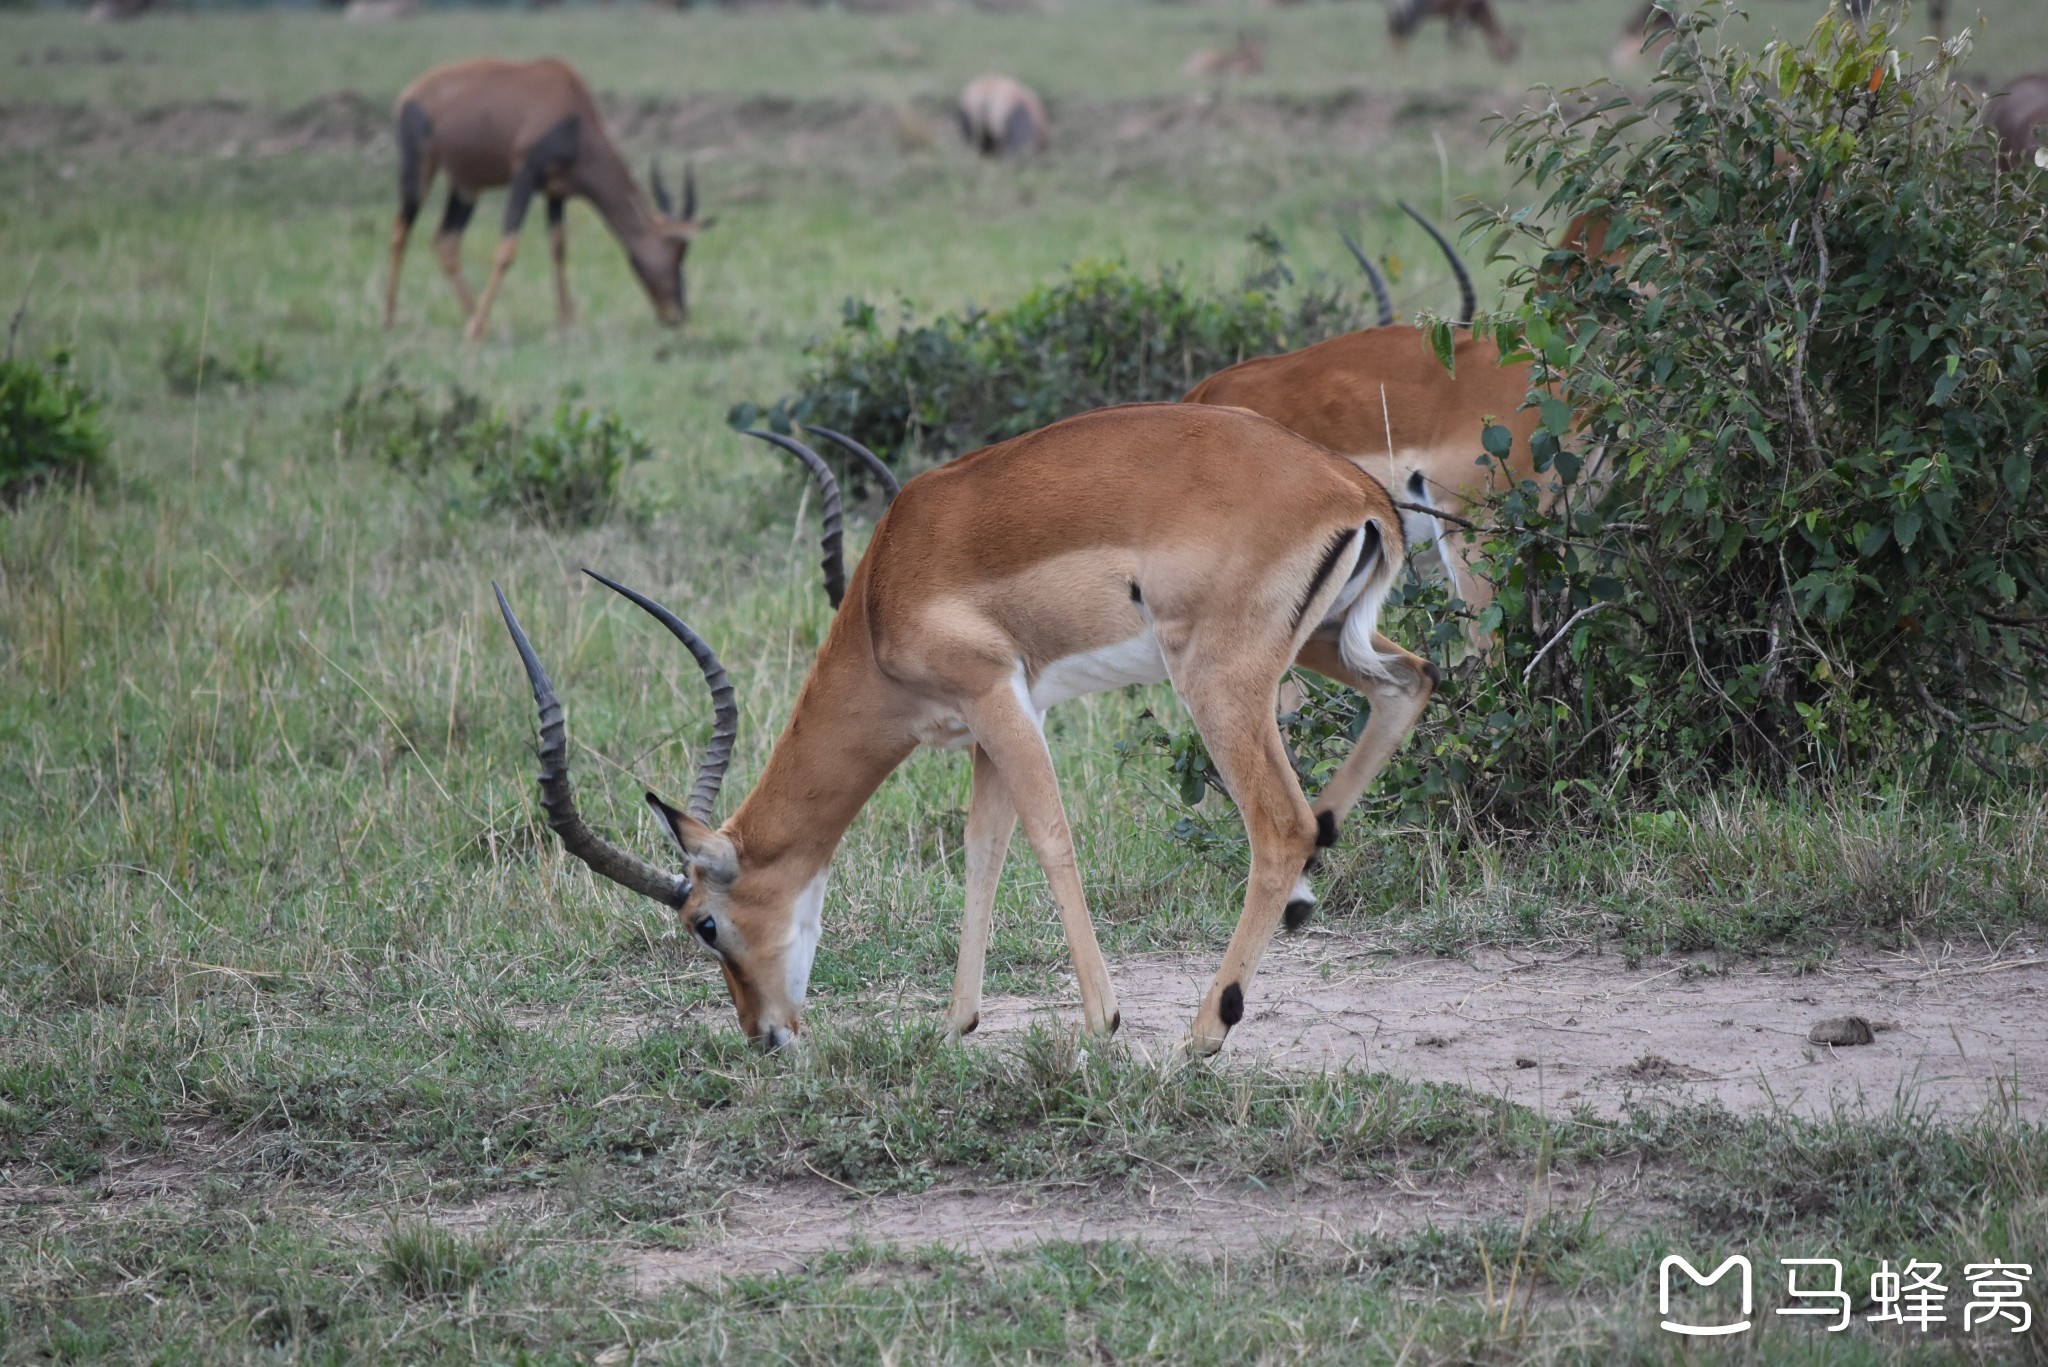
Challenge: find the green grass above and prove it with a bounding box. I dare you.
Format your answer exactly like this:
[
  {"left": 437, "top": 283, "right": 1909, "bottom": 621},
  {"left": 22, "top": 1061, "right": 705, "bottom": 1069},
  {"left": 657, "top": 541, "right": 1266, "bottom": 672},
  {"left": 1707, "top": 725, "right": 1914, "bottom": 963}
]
[{"left": 4, "top": 1, "right": 2048, "bottom": 1360}]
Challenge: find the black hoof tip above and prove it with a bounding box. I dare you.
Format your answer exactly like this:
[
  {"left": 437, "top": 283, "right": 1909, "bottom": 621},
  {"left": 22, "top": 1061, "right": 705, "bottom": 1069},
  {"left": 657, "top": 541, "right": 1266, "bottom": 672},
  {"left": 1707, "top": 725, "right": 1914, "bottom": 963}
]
[
  {"left": 1284, "top": 898, "right": 1315, "bottom": 932},
  {"left": 961, "top": 1012, "right": 979, "bottom": 1037},
  {"left": 1315, "top": 811, "right": 1339, "bottom": 848},
  {"left": 1218, "top": 983, "right": 1244, "bottom": 1028}
]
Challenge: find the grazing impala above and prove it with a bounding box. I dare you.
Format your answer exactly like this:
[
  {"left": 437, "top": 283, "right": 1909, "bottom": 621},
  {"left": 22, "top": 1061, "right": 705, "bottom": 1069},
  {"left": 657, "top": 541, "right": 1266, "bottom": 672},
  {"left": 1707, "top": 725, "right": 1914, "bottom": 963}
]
[
  {"left": 1184, "top": 210, "right": 1560, "bottom": 643},
  {"left": 496, "top": 404, "right": 1436, "bottom": 1054},
  {"left": 386, "top": 57, "right": 712, "bottom": 340}
]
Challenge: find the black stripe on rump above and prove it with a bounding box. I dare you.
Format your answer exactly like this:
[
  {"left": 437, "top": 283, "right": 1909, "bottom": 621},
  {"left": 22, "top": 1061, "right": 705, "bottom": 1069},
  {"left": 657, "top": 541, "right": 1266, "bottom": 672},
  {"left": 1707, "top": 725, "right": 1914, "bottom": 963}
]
[{"left": 1291, "top": 527, "right": 1358, "bottom": 631}]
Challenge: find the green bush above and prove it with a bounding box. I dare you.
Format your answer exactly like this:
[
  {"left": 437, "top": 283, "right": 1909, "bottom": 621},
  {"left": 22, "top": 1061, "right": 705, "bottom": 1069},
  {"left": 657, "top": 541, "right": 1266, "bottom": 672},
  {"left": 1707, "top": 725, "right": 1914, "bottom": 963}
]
[
  {"left": 160, "top": 329, "right": 282, "bottom": 396},
  {"left": 0, "top": 350, "right": 106, "bottom": 503},
  {"left": 736, "top": 233, "right": 1381, "bottom": 478},
  {"left": 331, "top": 370, "right": 651, "bottom": 527},
  {"left": 472, "top": 401, "right": 654, "bottom": 526},
  {"left": 1140, "top": 4, "right": 2048, "bottom": 843}
]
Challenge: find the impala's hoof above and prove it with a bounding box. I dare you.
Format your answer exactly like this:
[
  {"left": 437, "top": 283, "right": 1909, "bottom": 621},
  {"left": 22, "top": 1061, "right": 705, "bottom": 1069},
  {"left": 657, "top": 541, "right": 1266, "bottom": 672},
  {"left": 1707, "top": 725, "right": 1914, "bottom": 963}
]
[{"left": 943, "top": 1010, "right": 980, "bottom": 1040}]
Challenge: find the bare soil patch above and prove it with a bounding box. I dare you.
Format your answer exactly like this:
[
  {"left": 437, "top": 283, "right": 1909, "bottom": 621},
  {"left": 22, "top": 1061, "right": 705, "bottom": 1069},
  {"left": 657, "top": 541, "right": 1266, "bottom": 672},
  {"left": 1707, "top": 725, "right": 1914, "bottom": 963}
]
[
  {"left": 972, "top": 939, "right": 2048, "bottom": 1120},
  {"left": 621, "top": 1166, "right": 1608, "bottom": 1289}
]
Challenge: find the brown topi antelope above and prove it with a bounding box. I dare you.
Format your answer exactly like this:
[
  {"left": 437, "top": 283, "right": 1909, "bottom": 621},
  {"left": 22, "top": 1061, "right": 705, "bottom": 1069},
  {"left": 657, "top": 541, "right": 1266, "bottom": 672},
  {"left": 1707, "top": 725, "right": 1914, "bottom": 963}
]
[
  {"left": 1182, "top": 32, "right": 1267, "bottom": 80},
  {"left": 496, "top": 404, "right": 1436, "bottom": 1055},
  {"left": 1387, "top": 0, "right": 1518, "bottom": 64},
  {"left": 956, "top": 74, "right": 1051, "bottom": 158},
  {"left": 386, "top": 58, "right": 712, "bottom": 340},
  {"left": 1184, "top": 207, "right": 1565, "bottom": 650},
  {"left": 1986, "top": 74, "right": 2048, "bottom": 171}
]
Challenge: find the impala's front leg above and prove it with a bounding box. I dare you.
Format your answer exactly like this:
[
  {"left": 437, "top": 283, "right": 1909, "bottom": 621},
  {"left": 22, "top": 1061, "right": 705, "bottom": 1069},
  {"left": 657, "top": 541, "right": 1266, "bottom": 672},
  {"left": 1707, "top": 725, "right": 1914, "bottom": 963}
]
[
  {"left": 960, "top": 688, "right": 1120, "bottom": 1038},
  {"left": 946, "top": 743, "right": 1017, "bottom": 1039}
]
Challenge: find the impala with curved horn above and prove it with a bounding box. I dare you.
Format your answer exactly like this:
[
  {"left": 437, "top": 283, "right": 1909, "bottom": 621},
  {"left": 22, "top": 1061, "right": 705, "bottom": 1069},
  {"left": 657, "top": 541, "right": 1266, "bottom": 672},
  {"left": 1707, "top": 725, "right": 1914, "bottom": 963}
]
[
  {"left": 386, "top": 57, "right": 713, "bottom": 339},
  {"left": 497, "top": 403, "right": 1436, "bottom": 1054},
  {"left": 739, "top": 425, "right": 901, "bottom": 609},
  {"left": 1185, "top": 206, "right": 1565, "bottom": 650}
]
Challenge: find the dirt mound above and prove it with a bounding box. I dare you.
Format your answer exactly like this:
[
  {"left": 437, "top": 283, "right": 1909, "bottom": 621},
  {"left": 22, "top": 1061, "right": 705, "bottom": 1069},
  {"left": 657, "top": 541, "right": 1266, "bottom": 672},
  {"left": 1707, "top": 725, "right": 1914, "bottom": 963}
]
[{"left": 971, "top": 941, "right": 2048, "bottom": 1120}]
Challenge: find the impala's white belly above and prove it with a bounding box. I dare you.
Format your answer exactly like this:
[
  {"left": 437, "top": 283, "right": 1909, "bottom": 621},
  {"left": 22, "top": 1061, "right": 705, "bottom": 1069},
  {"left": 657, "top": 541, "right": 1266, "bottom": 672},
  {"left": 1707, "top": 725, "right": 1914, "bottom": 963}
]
[
  {"left": 1027, "top": 630, "right": 1169, "bottom": 713},
  {"left": 909, "top": 629, "right": 1171, "bottom": 750}
]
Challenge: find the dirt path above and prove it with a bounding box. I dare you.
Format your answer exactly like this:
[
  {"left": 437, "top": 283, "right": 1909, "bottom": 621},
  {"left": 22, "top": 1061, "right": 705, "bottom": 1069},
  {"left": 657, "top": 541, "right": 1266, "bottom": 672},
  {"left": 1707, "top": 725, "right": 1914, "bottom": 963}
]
[
  {"left": 619, "top": 1166, "right": 1606, "bottom": 1290},
  {"left": 973, "top": 939, "right": 2048, "bottom": 1120}
]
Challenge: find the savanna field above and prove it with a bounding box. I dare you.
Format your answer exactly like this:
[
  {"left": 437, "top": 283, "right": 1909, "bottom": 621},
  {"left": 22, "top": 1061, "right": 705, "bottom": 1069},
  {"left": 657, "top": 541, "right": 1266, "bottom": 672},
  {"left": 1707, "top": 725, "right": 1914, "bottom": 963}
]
[{"left": 5, "top": 0, "right": 2048, "bottom": 1360}]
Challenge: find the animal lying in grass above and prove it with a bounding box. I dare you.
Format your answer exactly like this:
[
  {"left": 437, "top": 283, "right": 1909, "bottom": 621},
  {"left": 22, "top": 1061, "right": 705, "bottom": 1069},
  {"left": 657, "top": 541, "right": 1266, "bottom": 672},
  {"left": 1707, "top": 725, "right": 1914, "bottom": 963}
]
[
  {"left": 496, "top": 404, "right": 1436, "bottom": 1055},
  {"left": 386, "top": 57, "right": 712, "bottom": 340}
]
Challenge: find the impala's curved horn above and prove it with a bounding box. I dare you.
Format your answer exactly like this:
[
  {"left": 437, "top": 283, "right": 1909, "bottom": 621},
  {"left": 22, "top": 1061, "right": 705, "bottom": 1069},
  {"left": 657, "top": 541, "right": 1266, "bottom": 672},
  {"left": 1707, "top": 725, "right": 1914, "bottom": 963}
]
[
  {"left": 649, "top": 159, "right": 674, "bottom": 216},
  {"left": 683, "top": 164, "right": 698, "bottom": 222},
  {"left": 581, "top": 570, "right": 738, "bottom": 825},
  {"left": 493, "top": 582, "right": 693, "bottom": 908},
  {"left": 1398, "top": 200, "right": 1476, "bottom": 327},
  {"left": 741, "top": 429, "right": 847, "bottom": 608},
  {"left": 1339, "top": 230, "right": 1394, "bottom": 328},
  {"left": 800, "top": 424, "right": 902, "bottom": 502}
]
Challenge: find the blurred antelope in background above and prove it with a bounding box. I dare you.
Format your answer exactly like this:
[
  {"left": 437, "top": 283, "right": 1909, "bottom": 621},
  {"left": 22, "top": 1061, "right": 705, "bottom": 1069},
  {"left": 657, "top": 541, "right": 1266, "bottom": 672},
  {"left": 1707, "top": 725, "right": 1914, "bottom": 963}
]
[
  {"left": 1387, "top": 0, "right": 1517, "bottom": 63},
  {"left": 1182, "top": 32, "right": 1267, "bottom": 80},
  {"left": 956, "top": 74, "right": 1050, "bottom": 157},
  {"left": 386, "top": 57, "right": 712, "bottom": 340},
  {"left": 1987, "top": 74, "right": 2048, "bottom": 170},
  {"left": 497, "top": 405, "right": 1435, "bottom": 1056}
]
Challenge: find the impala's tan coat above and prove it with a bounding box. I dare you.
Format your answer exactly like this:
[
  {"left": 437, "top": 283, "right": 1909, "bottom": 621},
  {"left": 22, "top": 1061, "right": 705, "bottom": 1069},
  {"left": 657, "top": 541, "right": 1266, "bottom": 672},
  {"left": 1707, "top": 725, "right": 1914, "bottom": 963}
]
[
  {"left": 386, "top": 57, "right": 709, "bottom": 339},
  {"left": 501, "top": 404, "right": 1437, "bottom": 1055},
  {"left": 1184, "top": 328, "right": 1551, "bottom": 635}
]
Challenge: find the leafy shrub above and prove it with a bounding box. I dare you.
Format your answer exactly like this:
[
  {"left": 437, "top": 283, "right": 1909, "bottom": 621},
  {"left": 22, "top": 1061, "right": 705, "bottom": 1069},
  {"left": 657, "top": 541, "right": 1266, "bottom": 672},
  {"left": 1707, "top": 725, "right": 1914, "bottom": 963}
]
[
  {"left": 160, "top": 328, "right": 281, "bottom": 396},
  {"left": 1141, "top": 4, "right": 2048, "bottom": 843},
  {"left": 0, "top": 350, "right": 106, "bottom": 503},
  {"left": 331, "top": 369, "right": 651, "bottom": 527},
  {"left": 472, "top": 402, "right": 654, "bottom": 526},
  {"left": 736, "top": 232, "right": 1381, "bottom": 478}
]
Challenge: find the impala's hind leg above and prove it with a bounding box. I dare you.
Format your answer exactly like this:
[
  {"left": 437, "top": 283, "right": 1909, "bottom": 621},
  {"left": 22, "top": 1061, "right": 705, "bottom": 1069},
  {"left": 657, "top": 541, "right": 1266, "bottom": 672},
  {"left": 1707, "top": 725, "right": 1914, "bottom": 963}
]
[
  {"left": 1173, "top": 654, "right": 1324, "bottom": 1057},
  {"left": 958, "top": 686, "right": 1120, "bottom": 1039},
  {"left": 946, "top": 742, "right": 1017, "bottom": 1040},
  {"left": 1293, "top": 629, "right": 1436, "bottom": 844}
]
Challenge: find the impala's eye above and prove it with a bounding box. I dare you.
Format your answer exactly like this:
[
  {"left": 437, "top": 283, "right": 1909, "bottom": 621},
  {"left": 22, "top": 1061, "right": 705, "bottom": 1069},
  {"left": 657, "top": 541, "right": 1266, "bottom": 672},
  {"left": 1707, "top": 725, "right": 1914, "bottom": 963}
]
[{"left": 694, "top": 916, "right": 718, "bottom": 947}]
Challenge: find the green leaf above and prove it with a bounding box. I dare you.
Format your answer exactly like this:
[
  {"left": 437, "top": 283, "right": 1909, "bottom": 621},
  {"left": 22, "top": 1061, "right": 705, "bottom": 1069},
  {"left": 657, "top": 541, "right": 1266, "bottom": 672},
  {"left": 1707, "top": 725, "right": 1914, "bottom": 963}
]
[
  {"left": 1893, "top": 507, "right": 1923, "bottom": 549},
  {"left": 2003, "top": 451, "right": 2032, "bottom": 500}
]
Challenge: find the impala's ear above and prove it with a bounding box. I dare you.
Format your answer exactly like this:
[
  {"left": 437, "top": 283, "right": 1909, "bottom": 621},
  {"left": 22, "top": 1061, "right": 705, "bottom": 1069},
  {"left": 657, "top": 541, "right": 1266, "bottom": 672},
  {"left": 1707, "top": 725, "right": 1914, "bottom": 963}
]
[{"left": 646, "top": 791, "right": 738, "bottom": 883}]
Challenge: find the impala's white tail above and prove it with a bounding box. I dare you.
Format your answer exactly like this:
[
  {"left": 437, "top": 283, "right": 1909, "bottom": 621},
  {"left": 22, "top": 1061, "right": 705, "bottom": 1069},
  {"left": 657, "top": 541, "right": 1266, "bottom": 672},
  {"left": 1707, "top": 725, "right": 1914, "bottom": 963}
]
[{"left": 1325, "top": 519, "right": 1403, "bottom": 681}]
